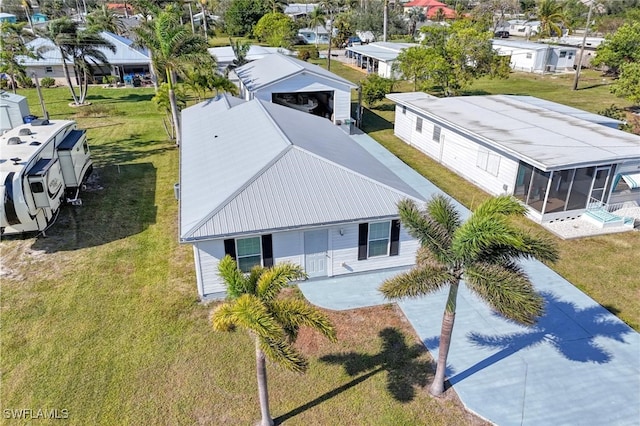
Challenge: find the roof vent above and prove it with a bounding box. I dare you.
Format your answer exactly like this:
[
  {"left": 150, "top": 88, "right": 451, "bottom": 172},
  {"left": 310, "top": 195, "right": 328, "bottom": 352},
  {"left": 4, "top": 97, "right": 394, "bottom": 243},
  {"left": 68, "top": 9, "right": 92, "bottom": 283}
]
[
  {"left": 8, "top": 137, "right": 22, "bottom": 145},
  {"left": 10, "top": 157, "right": 21, "bottom": 165},
  {"left": 19, "top": 128, "right": 32, "bottom": 136},
  {"left": 29, "top": 141, "right": 42, "bottom": 146},
  {"left": 30, "top": 119, "right": 50, "bottom": 126}
]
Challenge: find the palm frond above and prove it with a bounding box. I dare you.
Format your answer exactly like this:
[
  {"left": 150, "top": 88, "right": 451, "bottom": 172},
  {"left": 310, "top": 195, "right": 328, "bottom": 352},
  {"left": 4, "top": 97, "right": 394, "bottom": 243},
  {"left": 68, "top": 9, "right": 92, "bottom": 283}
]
[
  {"left": 210, "top": 302, "right": 237, "bottom": 332},
  {"left": 269, "top": 298, "right": 337, "bottom": 342},
  {"left": 425, "top": 194, "right": 462, "bottom": 235},
  {"left": 464, "top": 262, "right": 544, "bottom": 325},
  {"left": 473, "top": 195, "right": 527, "bottom": 218},
  {"left": 380, "top": 266, "right": 454, "bottom": 299},
  {"left": 222, "top": 294, "right": 285, "bottom": 340},
  {"left": 256, "top": 263, "right": 306, "bottom": 301},
  {"left": 217, "top": 255, "right": 248, "bottom": 299},
  {"left": 397, "top": 198, "right": 453, "bottom": 262},
  {"left": 259, "top": 336, "right": 308, "bottom": 373},
  {"left": 453, "top": 214, "right": 524, "bottom": 263}
]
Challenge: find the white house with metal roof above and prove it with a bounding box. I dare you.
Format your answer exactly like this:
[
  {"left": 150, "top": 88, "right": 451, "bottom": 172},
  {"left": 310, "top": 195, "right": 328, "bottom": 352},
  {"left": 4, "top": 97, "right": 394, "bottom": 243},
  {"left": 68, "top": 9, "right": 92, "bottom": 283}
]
[
  {"left": 492, "top": 39, "right": 577, "bottom": 73},
  {"left": 387, "top": 92, "right": 640, "bottom": 224},
  {"left": 235, "top": 53, "right": 357, "bottom": 126},
  {"left": 19, "top": 32, "right": 151, "bottom": 85},
  {"left": 345, "top": 42, "right": 419, "bottom": 78},
  {"left": 179, "top": 95, "right": 424, "bottom": 299}
]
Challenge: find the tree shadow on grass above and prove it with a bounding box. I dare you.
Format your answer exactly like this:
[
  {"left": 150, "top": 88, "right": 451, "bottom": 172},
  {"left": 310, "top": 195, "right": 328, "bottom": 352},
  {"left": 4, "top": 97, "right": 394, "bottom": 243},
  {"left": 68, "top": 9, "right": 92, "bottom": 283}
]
[
  {"left": 433, "top": 292, "right": 632, "bottom": 388},
  {"left": 274, "top": 328, "right": 431, "bottom": 424},
  {"left": 30, "top": 163, "right": 157, "bottom": 252}
]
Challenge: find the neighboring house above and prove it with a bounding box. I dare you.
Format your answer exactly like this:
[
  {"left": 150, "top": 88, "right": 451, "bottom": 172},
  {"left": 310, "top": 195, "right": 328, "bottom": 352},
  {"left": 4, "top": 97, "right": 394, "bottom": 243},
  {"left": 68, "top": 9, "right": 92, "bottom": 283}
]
[
  {"left": 207, "top": 45, "right": 294, "bottom": 76},
  {"left": 235, "top": 53, "right": 357, "bottom": 126},
  {"left": 298, "top": 25, "right": 330, "bottom": 44},
  {"left": 550, "top": 36, "right": 605, "bottom": 68},
  {"left": 18, "top": 32, "right": 151, "bottom": 85},
  {"left": 387, "top": 92, "right": 640, "bottom": 224},
  {"left": 492, "top": 39, "right": 577, "bottom": 73},
  {"left": 0, "top": 13, "right": 17, "bottom": 23},
  {"left": 31, "top": 12, "right": 48, "bottom": 23},
  {"left": 345, "top": 42, "right": 418, "bottom": 78},
  {"left": 179, "top": 95, "right": 424, "bottom": 299},
  {"left": 402, "top": 0, "right": 446, "bottom": 11},
  {"left": 284, "top": 3, "right": 318, "bottom": 20},
  {"left": 0, "top": 91, "right": 31, "bottom": 132},
  {"left": 508, "top": 19, "right": 541, "bottom": 38},
  {"left": 402, "top": 0, "right": 455, "bottom": 19}
]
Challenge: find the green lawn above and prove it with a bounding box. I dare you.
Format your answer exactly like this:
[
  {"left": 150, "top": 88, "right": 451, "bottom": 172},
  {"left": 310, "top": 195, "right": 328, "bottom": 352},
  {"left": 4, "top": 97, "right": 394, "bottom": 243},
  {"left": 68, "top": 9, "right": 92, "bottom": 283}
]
[{"left": 0, "top": 87, "right": 485, "bottom": 425}]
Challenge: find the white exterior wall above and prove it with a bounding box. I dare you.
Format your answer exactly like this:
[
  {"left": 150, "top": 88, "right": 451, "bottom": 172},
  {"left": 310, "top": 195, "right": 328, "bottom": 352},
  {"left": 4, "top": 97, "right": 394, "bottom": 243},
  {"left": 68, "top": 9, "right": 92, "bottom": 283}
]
[
  {"left": 190, "top": 222, "right": 418, "bottom": 299},
  {"left": 393, "top": 106, "right": 520, "bottom": 197},
  {"left": 252, "top": 75, "right": 353, "bottom": 122},
  {"left": 550, "top": 48, "right": 577, "bottom": 70},
  {"left": 494, "top": 46, "right": 546, "bottom": 73}
]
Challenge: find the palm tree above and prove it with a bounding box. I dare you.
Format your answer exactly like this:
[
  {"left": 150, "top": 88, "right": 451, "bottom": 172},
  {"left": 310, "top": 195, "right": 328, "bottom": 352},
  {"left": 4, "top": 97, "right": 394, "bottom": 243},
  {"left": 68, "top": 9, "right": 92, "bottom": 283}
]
[
  {"left": 0, "top": 22, "right": 36, "bottom": 93},
  {"left": 136, "top": 5, "right": 213, "bottom": 145},
  {"left": 379, "top": 195, "right": 558, "bottom": 396},
  {"left": 406, "top": 7, "right": 425, "bottom": 38},
  {"left": 211, "top": 256, "right": 337, "bottom": 426},
  {"left": 39, "top": 18, "right": 115, "bottom": 105},
  {"left": 308, "top": 6, "right": 326, "bottom": 46},
  {"left": 535, "top": 0, "right": 568, "bottom": 37},
  {"left": 86, "top": 5, "right": 126, "bottom": 35}
]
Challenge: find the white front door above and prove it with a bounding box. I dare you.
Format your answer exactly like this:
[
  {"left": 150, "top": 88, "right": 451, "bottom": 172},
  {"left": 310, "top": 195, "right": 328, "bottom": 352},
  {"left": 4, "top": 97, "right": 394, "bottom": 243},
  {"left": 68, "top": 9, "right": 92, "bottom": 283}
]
[{"left": 304, "top": 229, "right": 328, "bottom": 278}]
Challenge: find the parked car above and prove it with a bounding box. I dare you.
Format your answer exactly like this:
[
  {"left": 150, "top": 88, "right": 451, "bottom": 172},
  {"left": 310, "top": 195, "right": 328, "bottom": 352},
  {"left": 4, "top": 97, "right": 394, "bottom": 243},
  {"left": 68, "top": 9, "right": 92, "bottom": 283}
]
[
  {"left": 494, "top": 30, "right": 510, "bottom": 38},
  {"left": 347, "top": 36, "right": 362, "bottom": 46}
]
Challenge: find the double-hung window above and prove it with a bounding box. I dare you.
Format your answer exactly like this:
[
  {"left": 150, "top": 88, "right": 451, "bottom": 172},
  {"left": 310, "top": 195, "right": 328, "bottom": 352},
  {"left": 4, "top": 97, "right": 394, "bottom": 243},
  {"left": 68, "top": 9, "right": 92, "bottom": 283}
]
[
  {"left": 224, "top": 235, "right": 274, "bottom": 272},
  {"left": 358, "top": 220, "right": 400, "bottom": 260},
  {"left": 368, "top": 221, "right": 391, "bottom": 257}
]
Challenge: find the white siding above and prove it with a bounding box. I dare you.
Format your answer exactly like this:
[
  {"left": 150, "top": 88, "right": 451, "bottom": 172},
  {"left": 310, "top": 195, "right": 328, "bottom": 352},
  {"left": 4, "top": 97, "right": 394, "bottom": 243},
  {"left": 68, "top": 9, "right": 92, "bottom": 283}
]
[
  {"left": 494, "top": 46, "right": 544, "bottom": 73},
  {"left": 190, "top": 222, "right": 419, "bottom": 299},
  {"left": 378, "top": 61, "right": 392, "bottom": 78},
  {"left": 394, "top": 108, "right": 521, "bottom": 197},
  {"left": 193, "top": 240, "right": 226, "bottom": 297}
]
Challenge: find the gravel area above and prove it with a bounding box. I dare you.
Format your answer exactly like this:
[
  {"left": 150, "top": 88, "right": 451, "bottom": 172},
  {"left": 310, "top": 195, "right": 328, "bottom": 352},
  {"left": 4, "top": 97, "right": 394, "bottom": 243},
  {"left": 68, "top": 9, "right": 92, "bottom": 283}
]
[{"left": 542, "top": 206, "right": 640, "bottom": 239}]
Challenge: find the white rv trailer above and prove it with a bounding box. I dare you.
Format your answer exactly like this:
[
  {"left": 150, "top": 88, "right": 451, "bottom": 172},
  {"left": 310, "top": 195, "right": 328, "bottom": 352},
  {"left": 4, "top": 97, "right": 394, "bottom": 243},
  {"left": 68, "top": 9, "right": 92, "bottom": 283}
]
[{"left": 0, "top": 119, "right": 93, "bottom": 236}]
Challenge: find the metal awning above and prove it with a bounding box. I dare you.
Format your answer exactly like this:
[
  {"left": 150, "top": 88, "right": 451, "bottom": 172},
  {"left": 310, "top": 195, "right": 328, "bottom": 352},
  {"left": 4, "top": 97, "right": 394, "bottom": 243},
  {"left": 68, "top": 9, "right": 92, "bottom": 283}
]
[{"left": 619, "top": 173, "right": 640, "bottom": 189}]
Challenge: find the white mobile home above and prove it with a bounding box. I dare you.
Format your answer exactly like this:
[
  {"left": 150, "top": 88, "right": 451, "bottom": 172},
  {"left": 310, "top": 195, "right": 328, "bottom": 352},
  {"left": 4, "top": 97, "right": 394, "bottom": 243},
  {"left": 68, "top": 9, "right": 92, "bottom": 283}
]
[
  {"left": 387, "top": 92, "right": 640, "bottom": 224},
  {"left": 345, "top": 42, "right": 418, "bottom": 78},
  {"left": 179, "top": 96, "right": 423, "bottom": 299},
  {"left": 492, "top": 39, "right": 577, "bottom": 73},
  {"left": 235, "top": 53, "right": 357, "bottom": 126}
]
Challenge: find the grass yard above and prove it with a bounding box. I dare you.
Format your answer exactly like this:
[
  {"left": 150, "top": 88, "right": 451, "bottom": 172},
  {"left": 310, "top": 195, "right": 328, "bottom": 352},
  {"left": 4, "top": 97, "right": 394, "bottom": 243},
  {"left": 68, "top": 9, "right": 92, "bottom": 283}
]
[{"left": 0, "top": 87, "right": 486, "bottom": 424}]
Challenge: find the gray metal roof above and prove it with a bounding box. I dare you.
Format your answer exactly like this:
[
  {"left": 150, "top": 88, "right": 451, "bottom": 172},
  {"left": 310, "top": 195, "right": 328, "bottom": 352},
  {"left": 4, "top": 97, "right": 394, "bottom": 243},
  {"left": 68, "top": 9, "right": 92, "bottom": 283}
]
[
  {"left": 346, "top": 42, "right": 418, "bottom": 62},
  {"left": 207, "top": 45, "right": 293, "bottom": 64},
  {"left": 235, "top": 53, "right": 357, "bottom": 92},
  {"left": 387, "top": 92, "right": 640, "bottom": 171},
  {"left": 180, "top": 98, "right": 424, "bottom": 241},
  {"left": 492, "top": 39, "right": 554, "bottom": 51},
  {"left": 19, "top": 32, "right": 150, "bottom": 67}
]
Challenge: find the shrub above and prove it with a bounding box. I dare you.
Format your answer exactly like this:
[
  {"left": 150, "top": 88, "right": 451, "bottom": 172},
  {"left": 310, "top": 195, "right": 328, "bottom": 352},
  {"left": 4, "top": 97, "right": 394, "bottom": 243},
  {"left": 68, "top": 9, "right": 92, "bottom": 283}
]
[
  {"left": 40, "top": 77, "right": 56, "bottom": 88},
  {"left": 297, "top": 46, "right": 319, "bottom": 62},
  {"left": 360, "top": 74, "right": 393, "bottom": 107}
]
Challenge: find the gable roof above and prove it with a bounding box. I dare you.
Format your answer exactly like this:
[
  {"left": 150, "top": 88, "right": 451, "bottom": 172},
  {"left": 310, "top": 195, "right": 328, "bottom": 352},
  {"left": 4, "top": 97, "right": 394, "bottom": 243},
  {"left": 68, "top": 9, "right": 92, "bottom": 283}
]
[
  {"left": 179, "top": 97, "right": 424, "bottom": 241},
  {"left": 19, "top": 32, "right": 149, "bottom": 67},
  {"left": 387, "top": 92, "right": 640, "bottom": 171},
  {"left": 235, "top": 53, "right": 357, "bottom": 92}
]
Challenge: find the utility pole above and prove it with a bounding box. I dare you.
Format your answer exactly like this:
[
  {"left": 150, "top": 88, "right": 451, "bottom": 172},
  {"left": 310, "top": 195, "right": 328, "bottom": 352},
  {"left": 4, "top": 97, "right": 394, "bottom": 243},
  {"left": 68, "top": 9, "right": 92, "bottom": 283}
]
[
  {"left": 32, "top": 73, "right": 49, "bottom": 121},
  {"left": 572, "top": 0, "right": 595, "bottom": 91},
  {"left": 383, "top": 0, "right": 388, "bottom": 42}
]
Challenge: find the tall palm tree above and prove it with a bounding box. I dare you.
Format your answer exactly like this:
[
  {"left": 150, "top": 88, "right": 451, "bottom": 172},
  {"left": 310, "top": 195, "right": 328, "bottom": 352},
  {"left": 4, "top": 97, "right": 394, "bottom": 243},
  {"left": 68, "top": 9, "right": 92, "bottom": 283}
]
[
  {"left": 136, "top": 5, "right": 213, "bottom": 145},
  {"left": 535, "top": 0, "right": 568, "bottom": 37},
  {"left": 86, "top": 4, "right": 126, "bottom": 35},
  {"left": 0, "top": 22, "right": 36, "bottom": 93},
  {"left": 211, "top": 256, "right": 337, "bottom": 426},
  {"left": 308, "top": 6, "right": 326, "bottom": 46},
  {"left": 380, "top": 195, "right": 558, "bottom": 396}
]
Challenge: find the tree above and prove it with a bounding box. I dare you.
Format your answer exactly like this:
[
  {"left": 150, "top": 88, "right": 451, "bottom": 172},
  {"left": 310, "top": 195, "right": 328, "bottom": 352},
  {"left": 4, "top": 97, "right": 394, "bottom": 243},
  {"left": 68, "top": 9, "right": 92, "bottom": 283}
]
[
  {"left": 225, "top": 37, "right": 251, "bottom": 75},
  {"left": 471, "top": 0, "right": 520, "bottom": 32},
  {"left": 153, "top": 82, "right": 187, "bottom": 140},
  {"left": 380, "top": 195, "right": 558, "bottom": 396},
  {"left": 224, "top": 0, "right": 268, "bottom": 36},
  {"left": 535, "top": 0, "right": 568, "bottom": 37},
  {"left": 360, "top": 73, "right": 393, "bottom": 107},
  {"left": 86, "top": 5, "right": 126, "bottom": 35},
  {"left": 39, "top": 18, "right": 115, "bottom": 105},
  {"left": 308, "top": 6, "right": 326, "bottom": 46},
  {"left": 394, "top": 46, "right": 431, "bottom": 90},
  {"left": 253, "top": 12, "right": 297, "bottom": 47},
  {"left": 610, "top": 62, "right": 640, "bottom": 104},
  {"left": 0, "top": 22, "right": 36, "bottom": 93},
  {"left": 591, "top": 21, "right": 640, "bottom": 77},
  {"left": 137, "top": 5, "right": 213, "bottom": 145},
  {"left": 211, "top": 256, "right": 337, "bottom": 426},
  {"left": 408, "top": 21, "right": 509, "bottom": 96},
  {"left": 406, "top": 7, "right": 425, "bottom": 38}
]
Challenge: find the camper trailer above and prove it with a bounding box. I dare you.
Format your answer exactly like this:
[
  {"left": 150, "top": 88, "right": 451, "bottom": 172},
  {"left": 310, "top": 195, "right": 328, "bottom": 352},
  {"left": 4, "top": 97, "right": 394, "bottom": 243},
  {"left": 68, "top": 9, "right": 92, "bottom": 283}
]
[{"left": 0, "top": 119, "right": 93, "bottom": 236}]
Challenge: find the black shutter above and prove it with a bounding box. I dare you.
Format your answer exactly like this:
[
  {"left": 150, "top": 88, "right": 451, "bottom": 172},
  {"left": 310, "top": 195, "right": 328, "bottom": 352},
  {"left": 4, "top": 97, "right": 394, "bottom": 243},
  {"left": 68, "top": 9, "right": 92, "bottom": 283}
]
[
  {"left": 223, "top": 239, "right": 236, "bottom": 260},
  {"left": 262, "top": 234, "right": 273, "bottom": 267},
  {"left": 390, "top": 220, "right": 400, "bottom": 256},
  {"left": 358, "top": 223, "right": 368, "bottom": 260}
]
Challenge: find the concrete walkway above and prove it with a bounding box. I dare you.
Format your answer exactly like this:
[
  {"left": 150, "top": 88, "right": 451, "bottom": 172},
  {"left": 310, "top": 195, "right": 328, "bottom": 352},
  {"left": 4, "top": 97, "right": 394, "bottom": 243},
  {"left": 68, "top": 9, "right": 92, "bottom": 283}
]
[{"left": 299, "top": 134, "right": 640, "bottom": 425}]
